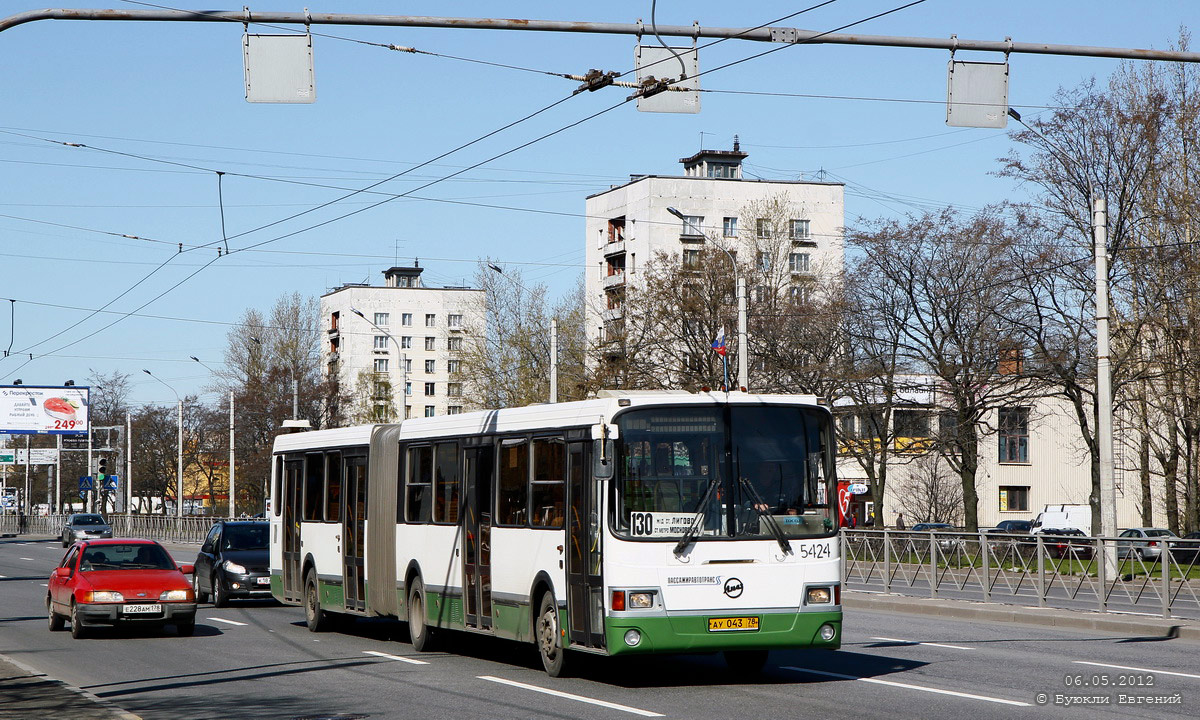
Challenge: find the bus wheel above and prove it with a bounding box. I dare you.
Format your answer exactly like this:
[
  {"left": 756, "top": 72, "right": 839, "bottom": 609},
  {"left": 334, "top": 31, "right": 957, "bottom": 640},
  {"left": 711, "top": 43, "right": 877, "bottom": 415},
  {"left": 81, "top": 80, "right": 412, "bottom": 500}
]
[
  {"left": 408, "top": 577, "right": 436, "bottom": 651},
  {"left": 723, "top": 649, "right": 768, "bottom": 675},
  {"left": 304, "top": 570, "right": 329, "bottom": 632},
  {"left": 536, "top": 593, "right": 568, "bottom": 677}
]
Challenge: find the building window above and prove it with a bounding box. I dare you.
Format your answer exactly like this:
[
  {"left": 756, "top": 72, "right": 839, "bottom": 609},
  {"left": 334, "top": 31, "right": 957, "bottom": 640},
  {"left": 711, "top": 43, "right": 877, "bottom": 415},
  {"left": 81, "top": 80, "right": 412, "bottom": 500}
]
[
  {"left": 401, "top": 336, "right": 412, "bottom": 349},
  {"left": 425, "top": 313, "right": 436, "bottom": 327},
  {"left": 680, "top": 215, "right": 704, "bottom": 237},
  {"left": 424, "top": 382, "right": 436, "bottom": 396},
  {"left": 425, "top": 359, "right": 436, "bottom": 374},
  {"left": 707, "top": 162, "right": 737, "bottom": 178},
  {"left": 448, "top": 314, "right": 463, "bottom": 329},
  {"left": 789, "top": 219, "right": 811, "bottom": 240},
  {"left": 424, "top": 336, "right": 436, "bottom": 351},
  {"left": 448, "top": 337, "right": 463, "bottom": 352},
  {"left": 448, "top": 382, "right": 462, "bottom": 397},
  {"left": 756, "top": 218, "right": 772, "bottom": 239},
  {"left": 448, "top": 359, "right": 461, "bottom": 374},
  {"left": 373, "top": 335, "right": 389, "bottom": 350},
  {"left": 757, "top": 252, "right": 772, "bottom": 272},
  {"left": 999, "top": 408, "right": 1030, "bottom": 463},
  {"left": 373, "top": 358, "right": 389, "bottom": 373},
  {"left": 723, "top": 217, "right": 738, "bottom": 237},
  {"left": 789, "top": 252, "right": 810, "bottom": 273},
  {"left": 608, "top": 217, "right": 626, "bottom": 243},
  {"left": 402, "top": 313, "right": 413, "bottom": 326},
  {"left": 424, "top": 406, "right": 436, "bottom": 417},
  {"left": 404, "top": 358, "right": 412, "bottom": 373},
  {"left": 999, "top": 486, "right": 1030, "bottom": 512},
  {"left": 682, "top": 249, "right": 701, "bottom": 269},
  {"left": 894, "top": 409, "right": 930, "bottom": 438},
  {"left": 405, "top": 381, "right": 412, "bottom": 396},
  {"left": 447, "top": 406, "right": 463, "bottom": 415},
  {"left": 373, "top": 312, "right": 389, "bottom": 326},
  {"left": 789, "top": 285, "right": 811, "bottom": 304}
]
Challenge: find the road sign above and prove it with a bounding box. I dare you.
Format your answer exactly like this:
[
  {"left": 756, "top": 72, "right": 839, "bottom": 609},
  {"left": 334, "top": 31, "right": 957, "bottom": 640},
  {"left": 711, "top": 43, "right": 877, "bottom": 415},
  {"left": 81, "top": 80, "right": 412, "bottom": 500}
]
[
  {"left": 79, "top": 476, "right": 94, "bottom": 491},
  {"left": 79, "top": 490, "right": 88, "bottom": 499},
  {"left": 17, "top": 448, "right": 58, "bottom": 465},
  {"left": 0, "top": 495, "right": 13, "bottom": 507},
  {"left": 0, "top": 450, "right": 14, "bottom": 465},
  {"left": 61, "top": 436, "right": 88, "bottom": 450},
  {"left": 103, "top": 475, "right": 119, "bottom": 491}
]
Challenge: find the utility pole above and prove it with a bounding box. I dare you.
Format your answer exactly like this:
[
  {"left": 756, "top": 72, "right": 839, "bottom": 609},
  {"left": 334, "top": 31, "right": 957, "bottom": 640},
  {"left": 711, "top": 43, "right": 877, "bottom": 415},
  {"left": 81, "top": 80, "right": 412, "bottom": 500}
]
[
  {"left": 550, "top": 319, "right": 558, "bottom": 403},
  {"left": 126, "top": 411, "right": 132, "bottom": 514},
  {"left": 1095, "top": 194, "right": 1118, "bottom": 578},
  {"left": 736, "top": 276, "right": 749, "bottom": 391},
  {"left": 229, "top": 390, "right": 236, "bottom": 517}
]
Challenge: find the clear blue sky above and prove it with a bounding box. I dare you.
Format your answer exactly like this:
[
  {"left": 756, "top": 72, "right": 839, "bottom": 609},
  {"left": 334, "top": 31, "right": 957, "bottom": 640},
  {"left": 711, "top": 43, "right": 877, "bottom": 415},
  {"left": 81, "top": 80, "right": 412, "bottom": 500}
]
[{"left": 0, "top": 0, "right": 1194, "bottom": 408}]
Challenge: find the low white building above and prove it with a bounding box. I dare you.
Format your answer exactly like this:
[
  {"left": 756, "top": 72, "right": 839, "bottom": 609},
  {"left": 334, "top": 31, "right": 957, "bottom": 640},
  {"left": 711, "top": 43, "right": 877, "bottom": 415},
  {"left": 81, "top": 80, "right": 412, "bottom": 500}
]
[{"left": 321, "top": 265, "right": 484, "bottom": 420}]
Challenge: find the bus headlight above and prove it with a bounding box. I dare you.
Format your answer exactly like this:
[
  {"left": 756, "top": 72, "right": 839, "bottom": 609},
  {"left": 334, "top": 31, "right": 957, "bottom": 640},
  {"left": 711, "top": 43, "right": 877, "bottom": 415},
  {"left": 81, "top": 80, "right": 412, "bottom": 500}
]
[
  {"left": 629, "top": 592, "right": 654, "bottom": 609},
  {"left": 806, "top": 587, "right": 832, "bottom": 604},
  {"left": 624, "top": 629, "right": 642, "bottom": 647},
  {"left": 819, "top": 623, "right": 836, "bottom": 641}
]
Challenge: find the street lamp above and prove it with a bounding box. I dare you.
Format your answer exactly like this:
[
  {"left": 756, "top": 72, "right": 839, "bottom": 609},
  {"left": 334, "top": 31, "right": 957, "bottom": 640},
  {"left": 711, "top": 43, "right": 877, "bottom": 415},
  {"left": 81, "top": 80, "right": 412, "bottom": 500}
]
[
  {"left": 192, "top": 356, "right": 236, "bottom": 518},
  {"left": 666, "top": 206, "right": 749, "bottom": 391},
  {"left": 350, "top": 307, "right": 409, "bottom": 420},
  {"left": 143, "top": 369, "right": 184, "bottom": 519}
]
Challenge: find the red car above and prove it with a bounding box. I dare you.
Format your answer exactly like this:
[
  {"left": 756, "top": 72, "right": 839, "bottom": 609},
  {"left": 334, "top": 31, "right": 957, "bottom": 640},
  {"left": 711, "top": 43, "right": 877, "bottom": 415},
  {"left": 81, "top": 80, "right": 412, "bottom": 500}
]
[{"left": 47, "top": 539, "right": 197, "bottom": 638}]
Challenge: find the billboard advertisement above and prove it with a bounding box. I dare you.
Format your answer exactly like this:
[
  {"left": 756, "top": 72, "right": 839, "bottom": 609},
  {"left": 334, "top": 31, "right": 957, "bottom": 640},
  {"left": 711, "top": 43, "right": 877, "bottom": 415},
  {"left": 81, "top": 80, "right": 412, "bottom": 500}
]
[{"left": 0, "top": 385, "right": 90, "bottom": 435}]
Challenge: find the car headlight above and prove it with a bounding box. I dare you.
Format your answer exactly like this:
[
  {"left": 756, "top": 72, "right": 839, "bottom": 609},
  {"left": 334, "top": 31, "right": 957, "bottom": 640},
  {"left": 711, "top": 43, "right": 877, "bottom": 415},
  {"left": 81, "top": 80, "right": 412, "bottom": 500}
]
[
  {"left": 806, "top": 587, "right": 832, "bottom": 604},
  {"left": 160, "top": 589, "right": 192, "bottom": 602},
  {"left": 223, "top": 560, "right": 247, "bottom": 575},
  {"left": 629, "top": 592, "right": 655, "bottom": 609},
  {"left": 88, "top": 591, "right": 124, "bottom": 603}
]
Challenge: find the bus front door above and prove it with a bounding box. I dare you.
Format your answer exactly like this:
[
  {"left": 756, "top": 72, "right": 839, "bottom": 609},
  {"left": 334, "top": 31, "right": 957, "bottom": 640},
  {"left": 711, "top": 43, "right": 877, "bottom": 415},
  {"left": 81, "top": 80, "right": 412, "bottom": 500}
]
[
  {"left": 342, "top": 455, "right": 367, "bottom": 613},
  {"left": 282, "top": 458, "right": 304, "bottom": 603},
  {"left": 566, "top": 442, "right": 605, "bottom": 649},
  {"left": 462, "top": 446, "right": 493, "bottom": 630}
]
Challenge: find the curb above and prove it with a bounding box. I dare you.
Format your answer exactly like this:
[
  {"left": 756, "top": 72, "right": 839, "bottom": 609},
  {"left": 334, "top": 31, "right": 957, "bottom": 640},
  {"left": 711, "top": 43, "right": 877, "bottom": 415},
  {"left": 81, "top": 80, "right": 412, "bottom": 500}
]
[
  {"left": 0, "top": 651, "right": 143, "bottom": 720},
  {"left": 844, "top": 590, "right": 1200, "bottom": 642}
]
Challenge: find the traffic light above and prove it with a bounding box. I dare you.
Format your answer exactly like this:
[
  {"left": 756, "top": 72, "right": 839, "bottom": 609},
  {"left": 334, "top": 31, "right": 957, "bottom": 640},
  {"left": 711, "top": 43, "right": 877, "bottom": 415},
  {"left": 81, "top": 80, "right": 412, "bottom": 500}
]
[{"left": 97, "top": 457, "right": 108, "bottom": 480}]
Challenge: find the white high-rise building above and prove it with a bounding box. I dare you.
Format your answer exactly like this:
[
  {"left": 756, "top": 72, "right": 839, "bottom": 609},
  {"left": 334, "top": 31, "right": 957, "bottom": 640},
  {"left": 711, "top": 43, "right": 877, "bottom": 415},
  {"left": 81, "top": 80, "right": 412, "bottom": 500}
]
[
  {"left": 321, "top": 265, "right": 484, "bottom": 420},
  {"left": 584, "top": 140, "right": 845, "bottom": 372}
]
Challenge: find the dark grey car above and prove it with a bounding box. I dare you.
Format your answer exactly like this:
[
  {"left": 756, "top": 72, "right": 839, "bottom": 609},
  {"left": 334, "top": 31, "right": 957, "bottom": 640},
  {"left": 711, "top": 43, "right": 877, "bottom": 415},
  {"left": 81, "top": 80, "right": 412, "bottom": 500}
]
[
  {"left": 61, "top": 514, "right": 113, "bottom": 547},
  {"left": 193, "top": 521, "right": 271, "bottom": 607}
]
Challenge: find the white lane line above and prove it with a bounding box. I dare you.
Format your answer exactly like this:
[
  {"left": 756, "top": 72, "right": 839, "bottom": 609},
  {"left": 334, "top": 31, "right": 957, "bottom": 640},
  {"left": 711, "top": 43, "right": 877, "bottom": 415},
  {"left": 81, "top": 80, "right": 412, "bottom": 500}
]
[
  {"left": 1074, "top": 661, "right": 1200, "bottom": 680},
  {"left": 20, "top": 557, "right": 35, "bottom": 561},
  {"left": 479, "top": 675, "right": 665, "bottom": 717},
  {"left": 870, "top": 636, "right": 974, "bottom": 650},
  {"left": 784, "top": 666, "right": 1030, "bottom": 707},
  {"left": 363, "top": 650, "right": 429, "bottom": 665},
  {"left": 207, "top": 617, "right": 249, "bottom": 626},
  {"left": 0, "top": 574, "right": 6, "bottom": 578}
]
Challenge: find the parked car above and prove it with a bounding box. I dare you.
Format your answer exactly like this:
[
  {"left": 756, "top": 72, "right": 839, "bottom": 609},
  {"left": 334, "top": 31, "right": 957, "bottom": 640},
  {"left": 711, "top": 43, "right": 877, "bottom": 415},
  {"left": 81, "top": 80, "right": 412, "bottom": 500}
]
[
  {"left": 47, "top": 539, "right": 196, "bottom": 638},
  {"left": 1170, "top": 532, "right": 1200, "bottom": 564},
  {"left": 193, "top": 520, "right": 271, "bottom": 607},
  {"left": 1040, "top": 528, "right": 1093, "bottom": 559},
  {"left": 991, "top": 520, "right": 1032, "bottom": 534},
  {"left": 61, "top": 513, "right": 112, "bottom": 547},
  {"left": 1116, "top": 528, "right": 1179, "bottom": 560},
  {"left": 906, "top": 523, "right": 965, "bottom": 553},
  {"left": 910, "top": 523, "right": 952, "bottom": 532}
]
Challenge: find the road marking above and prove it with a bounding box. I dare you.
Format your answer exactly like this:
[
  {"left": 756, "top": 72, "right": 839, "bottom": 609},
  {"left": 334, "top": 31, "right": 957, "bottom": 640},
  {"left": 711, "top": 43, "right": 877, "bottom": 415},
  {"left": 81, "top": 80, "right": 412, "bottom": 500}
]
[
  {"left": 1074, "top": 661, "right": 1200, "bottom": 680},
  {"left": 870, "top": 636, "right": 974, "bottom": 650},
  {"left": 363, "top": 650, "right": 428, "bottom": 665},
  {"left": 20, "top": 557, "right": 35, "bottom": 561},
  {"left": 479, "top": 676, "right": 665, "bottom": 717},
  {"left": 207, "top": 617, "right": 248, "bottom": 626},
  {"left": 784, "top": 666, "right": 1030, "bottom": 706},
  {"left": 0, "top": 574, "right": 6, "bottom": 578}
]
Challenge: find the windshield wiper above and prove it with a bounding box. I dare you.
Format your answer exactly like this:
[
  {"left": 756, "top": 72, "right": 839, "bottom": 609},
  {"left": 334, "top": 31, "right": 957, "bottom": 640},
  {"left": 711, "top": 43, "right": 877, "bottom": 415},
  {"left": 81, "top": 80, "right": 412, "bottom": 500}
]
[
  {"left": 737, "top": 476, "right": 793, "bottom": 556},
  {"left": 673, "top": 472, "right": 723, "bottom": 556}
]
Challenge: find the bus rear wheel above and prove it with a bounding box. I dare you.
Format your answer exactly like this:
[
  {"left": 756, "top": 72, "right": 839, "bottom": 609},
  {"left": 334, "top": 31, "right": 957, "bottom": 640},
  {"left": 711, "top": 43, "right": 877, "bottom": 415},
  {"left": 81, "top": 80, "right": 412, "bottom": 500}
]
[
  {"left": 408, "top": 577, "right": 436, "bottom": 651},
  {"left": 724, "top": 649, "right": 768, "bottom": 675},
  {"left": 536, "top": 592, "right": 568, "bottom": 677},
  {"left": 304, "top": 570, "right": 330, "bottom": 632}
]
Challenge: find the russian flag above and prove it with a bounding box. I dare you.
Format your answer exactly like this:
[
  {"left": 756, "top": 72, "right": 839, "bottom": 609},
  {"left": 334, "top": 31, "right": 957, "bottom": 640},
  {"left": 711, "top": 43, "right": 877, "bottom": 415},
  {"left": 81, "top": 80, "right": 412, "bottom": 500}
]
[{"left": 711, "top": 326, "right": 727, "bottom": 356}]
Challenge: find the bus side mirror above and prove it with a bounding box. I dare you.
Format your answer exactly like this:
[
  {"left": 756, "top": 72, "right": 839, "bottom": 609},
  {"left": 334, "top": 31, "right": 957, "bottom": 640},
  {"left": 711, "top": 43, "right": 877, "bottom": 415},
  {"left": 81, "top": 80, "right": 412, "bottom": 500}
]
[{"left": 594, "top": 440, "right": 615, "bottom": 480}]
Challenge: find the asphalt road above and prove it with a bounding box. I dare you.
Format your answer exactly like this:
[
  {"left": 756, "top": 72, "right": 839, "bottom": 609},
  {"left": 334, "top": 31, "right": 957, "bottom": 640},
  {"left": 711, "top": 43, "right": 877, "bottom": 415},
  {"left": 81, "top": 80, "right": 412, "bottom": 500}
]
[{"left": 3, "top": 535, "right": 1198, "bottom": 720}]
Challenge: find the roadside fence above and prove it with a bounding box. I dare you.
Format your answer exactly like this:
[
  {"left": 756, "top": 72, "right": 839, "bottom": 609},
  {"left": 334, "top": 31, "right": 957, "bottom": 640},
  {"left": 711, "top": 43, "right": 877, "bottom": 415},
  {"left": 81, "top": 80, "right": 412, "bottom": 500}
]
[
  {"left": 1, "top": 513, "right": 236, "bottom": 544},
  {"left": 841, "top": 528, "right": 1200, "bottom": 619}
]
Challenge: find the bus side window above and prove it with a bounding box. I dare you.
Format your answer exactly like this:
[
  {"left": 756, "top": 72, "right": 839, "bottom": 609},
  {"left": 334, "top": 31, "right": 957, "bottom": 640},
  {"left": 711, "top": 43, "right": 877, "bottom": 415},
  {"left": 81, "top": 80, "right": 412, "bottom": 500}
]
[
  {"left": 498, "top": 440, "right": 529, "bottom": 526},
  {"left": 273, "top": 456, "right": 283, "bottom": 517},
  {"left": 433, "top": 442, "right": 459, "bottom": 524},
  {"left": 326, "top": 457, "right": 342, "bottom": 523},
  {"left": 531, "top": 438, "right": 565, "bottom": 529},
  {"left": 407, "top": 446, "right": 433, "bottom": 523}
]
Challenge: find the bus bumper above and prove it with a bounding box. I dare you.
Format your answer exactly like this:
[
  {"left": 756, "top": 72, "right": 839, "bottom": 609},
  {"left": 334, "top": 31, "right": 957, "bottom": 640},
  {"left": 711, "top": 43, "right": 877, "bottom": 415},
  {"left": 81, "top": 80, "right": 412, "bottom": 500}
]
[{"left": 602, "top": 610, "right": 841, "bottom": 655}]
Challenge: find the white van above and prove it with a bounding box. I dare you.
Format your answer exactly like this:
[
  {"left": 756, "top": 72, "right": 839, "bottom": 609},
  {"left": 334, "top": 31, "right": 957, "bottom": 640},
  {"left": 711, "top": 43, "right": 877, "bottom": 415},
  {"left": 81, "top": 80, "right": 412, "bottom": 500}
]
[{"left": 1031, "top": 504, "right": 1091, "bottom": 534}]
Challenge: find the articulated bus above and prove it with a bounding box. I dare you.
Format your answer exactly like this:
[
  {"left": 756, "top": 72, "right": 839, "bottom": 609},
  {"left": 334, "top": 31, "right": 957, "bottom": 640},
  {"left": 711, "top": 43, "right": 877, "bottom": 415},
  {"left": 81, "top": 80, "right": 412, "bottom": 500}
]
[{"left": 269, "top": 390, "right": 842, "bottom": 676}]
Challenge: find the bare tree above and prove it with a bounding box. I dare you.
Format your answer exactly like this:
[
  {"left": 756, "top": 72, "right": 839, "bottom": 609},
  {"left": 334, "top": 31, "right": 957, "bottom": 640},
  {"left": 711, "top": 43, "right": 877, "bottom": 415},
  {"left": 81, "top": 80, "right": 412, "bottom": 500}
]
[{"left": 894, "top": 453, "right": 964, "bottom": 526}]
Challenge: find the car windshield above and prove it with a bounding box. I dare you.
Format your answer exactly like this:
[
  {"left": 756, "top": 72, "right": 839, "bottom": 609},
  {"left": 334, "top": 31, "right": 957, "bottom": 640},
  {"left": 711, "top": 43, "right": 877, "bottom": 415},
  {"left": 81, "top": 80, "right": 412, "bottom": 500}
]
[
  {"left": 1009, "top": 521, "right": 1031, "bottom": 531},
  {"left": 222, "top": 524, "right": 268, "bottom": 550},
  {"left": 72, "top": 515, "right": 106, "bottom": 526},
  {"left": 611, "top": 405, "right": 834, "bottom": 540},
  {"left": 82, "top": 544, "right": 174, "bottom": 570}
]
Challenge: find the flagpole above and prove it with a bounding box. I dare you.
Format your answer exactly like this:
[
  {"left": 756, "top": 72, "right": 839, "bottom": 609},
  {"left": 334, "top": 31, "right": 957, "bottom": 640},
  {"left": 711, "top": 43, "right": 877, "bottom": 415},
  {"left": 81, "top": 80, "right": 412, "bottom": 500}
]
[{"left": 723, "top": 355, "right": 730, "bottom": 393}]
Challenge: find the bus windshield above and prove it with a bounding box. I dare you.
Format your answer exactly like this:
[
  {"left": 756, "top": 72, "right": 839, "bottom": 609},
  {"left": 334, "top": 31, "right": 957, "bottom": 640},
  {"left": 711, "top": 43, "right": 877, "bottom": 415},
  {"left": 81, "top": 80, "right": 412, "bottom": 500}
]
[{"left": 611, "top": 405, "right": 834, "bottom": 541}]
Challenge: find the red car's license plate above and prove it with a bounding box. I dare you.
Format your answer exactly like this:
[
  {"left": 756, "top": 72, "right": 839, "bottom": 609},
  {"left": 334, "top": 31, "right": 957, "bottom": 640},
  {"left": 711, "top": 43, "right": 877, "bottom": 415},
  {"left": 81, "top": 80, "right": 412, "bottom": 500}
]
[{"left": 123, "top": 603, "right": 162, "bottom": 614}]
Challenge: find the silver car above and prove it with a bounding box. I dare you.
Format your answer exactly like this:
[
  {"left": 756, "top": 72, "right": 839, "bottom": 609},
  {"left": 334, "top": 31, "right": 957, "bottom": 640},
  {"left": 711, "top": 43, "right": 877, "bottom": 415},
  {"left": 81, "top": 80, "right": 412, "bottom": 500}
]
[
  {"left": 1116, "top": 527, "right": 1177, "bottom": 561},
  {"left": 61, "top": 513, "right": 113, "bottom": 547}
]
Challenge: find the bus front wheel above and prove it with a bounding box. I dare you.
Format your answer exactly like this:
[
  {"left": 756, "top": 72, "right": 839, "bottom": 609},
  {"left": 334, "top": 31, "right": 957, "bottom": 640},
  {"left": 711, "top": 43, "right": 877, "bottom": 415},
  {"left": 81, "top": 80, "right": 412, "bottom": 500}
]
[
  {"left": 408, "top": 577, "right": 436, "bottom": 651},
  {"left": 536, "top": 592, "right": 568, "bottom": 677}
]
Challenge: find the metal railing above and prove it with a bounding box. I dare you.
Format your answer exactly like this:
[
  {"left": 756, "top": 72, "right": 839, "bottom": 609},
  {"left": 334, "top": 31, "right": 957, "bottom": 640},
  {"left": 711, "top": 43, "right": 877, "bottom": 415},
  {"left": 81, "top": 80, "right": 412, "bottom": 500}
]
[
  {"left": 1, "top": 513, "right": 234, "bottom": 544},
  {"left": 842, "top": 529, "right": 1200, "bottom": 619}
]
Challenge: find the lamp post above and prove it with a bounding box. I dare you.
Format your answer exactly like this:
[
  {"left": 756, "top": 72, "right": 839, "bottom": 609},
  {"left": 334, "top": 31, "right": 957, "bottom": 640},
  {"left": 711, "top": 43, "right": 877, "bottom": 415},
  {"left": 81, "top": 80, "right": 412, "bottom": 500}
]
[
  {"left": 143, "top": 369, "right": 183, "bottom": 519},
  {"left": 192, "top": 356, "right": 235, "bottom": 518},
  {"left": 666, "top": 206, "right": 749, "bottom": 390},
  {"left": 350, "top": 307, "right": 409, "bottom": 420}
]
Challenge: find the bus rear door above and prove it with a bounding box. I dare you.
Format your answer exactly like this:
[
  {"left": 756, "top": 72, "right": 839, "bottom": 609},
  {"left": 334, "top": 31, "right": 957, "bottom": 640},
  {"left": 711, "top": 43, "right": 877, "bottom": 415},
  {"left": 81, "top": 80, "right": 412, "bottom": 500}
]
[{"left": 342, "top": 454, "right": 368, "bottom": 612}]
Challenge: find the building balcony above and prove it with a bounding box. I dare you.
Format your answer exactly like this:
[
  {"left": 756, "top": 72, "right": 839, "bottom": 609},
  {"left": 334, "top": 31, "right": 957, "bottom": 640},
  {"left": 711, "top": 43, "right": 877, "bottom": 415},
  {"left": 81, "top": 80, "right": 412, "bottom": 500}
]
[
  {"left": 603, "top": 240, "right": 625, "bottom": 257},
  {"left": 603, "top": 272, "right": 626, "bottom": 288},
  {"left": 327, "top": 326, "right": 339, "bottom": 335}
]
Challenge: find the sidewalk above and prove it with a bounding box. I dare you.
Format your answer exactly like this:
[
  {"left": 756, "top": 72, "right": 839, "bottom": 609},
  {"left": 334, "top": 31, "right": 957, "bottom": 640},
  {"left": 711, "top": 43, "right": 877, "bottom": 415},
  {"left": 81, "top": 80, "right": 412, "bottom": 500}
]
[
  {"left": 846, "top": 589, "right": 1200, "bottom": 641},
  {"left": 0, "top": 653, "right": 141, "bottom": 720}
]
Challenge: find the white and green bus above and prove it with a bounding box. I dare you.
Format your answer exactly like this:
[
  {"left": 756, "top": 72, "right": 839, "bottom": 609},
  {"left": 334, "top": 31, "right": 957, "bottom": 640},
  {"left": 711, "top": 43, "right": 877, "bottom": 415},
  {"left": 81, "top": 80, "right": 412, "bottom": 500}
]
[{"left": 269, "top": 390, "right": 842, "bottom": 676}]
